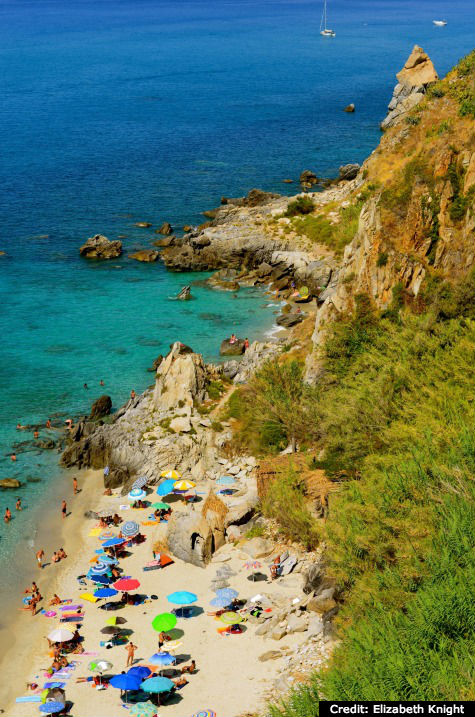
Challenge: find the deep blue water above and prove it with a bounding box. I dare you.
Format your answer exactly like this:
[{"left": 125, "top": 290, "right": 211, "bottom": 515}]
[{"left": 0, "top": 0, "right": 473, "bottom": 573}]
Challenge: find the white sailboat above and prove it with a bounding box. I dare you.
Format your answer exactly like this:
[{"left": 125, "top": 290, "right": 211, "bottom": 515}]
[
  {"left": 432, "top": 20, "right": 447, "bottom": 26},
  {"left": 320, "top": 0, "right": 336, "bottom": 37}
]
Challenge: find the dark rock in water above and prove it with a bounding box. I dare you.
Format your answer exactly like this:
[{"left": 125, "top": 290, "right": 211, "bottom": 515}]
[
  {"left": 183, "top": 225, "right": 193, "bottom": 232},
  {"left": 152, "top": 235, "right": 176, "bottom": 247},
  {"left": 344, "top": 103, "right": 355, "bottom": 112},
  {"left": 90, "top": 395, "right": 112, "bottom": 420},
  {"left": 128, "top": 249, "right": 160, "bottom": 262},
  {"left": 169, "top": 342, "right": 194, "bottom": 355},
  {"left": 176, "top": 285, "right": 192, "bottom": 300},
  {"left": 276, "top": 313, "right": 304, "bottom": 328},
  {"left": 282, "top": 179, "right": 293, "bottom": 183},
  {"left": 26, "top": 476, "right": 42, "bottom": 483},
  {"left": 299, "top": 169, "right": 318, "bottom": 185},
  {"left": 0, "top": 478, "right": 21, "bottom": 489},
  {"left": 156, "top": 222, "right": 173, "bottom": 235},
  {"left": 221, "top": 188, "right": 280, "bottom": 208},
  {"left": 220, "top": 338, "right": 245, "bottom": 356},
  {"left": 79, "top": 234, "right": 122, "bottom": 259},
  {"left": 105, "top": 466, "right": 130, "bottom": 490},
  {"left": 36, "top": 438, "right": 56, "bottom": 450},
  {"left": 338, "top": 164, "right": 360, "bottom": 181},
  {"left": 147, "top": 354, "right": 164, "bottom": 372},
  {"left": 202, "top": 208, "right": 219, "bottom": 219},
  {"left": 134, "top": 221, "right": 152, "bottom": 228}
]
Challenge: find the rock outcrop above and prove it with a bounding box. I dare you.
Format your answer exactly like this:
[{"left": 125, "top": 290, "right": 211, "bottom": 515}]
[
  {"left": 381, "top": 45, "right": 438, "bottom": 129},
  {"left": 128, "top": 249, "right": 159, "bottom": 262},
  {"left": 0, "top": 478, "right": 21, "bottom": 489},
  {"left": 79, "top": 234, "right": 122, "bottom": 259},
  {"left": 153, "top": 342, "right": 207, "bottom": 412},
  {"left": 89, "top": 395, "right": 112, "bottom": 420},
  {"left": 220, "top": 338, "right": 246, "bottom": 356}
]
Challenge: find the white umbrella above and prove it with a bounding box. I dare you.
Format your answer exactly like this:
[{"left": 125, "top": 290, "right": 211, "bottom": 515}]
[
  {"left": 127, "top": 488, "right": 146, "bottom": 501},
  {"left": 48, "top": 628, "right": 74, "bottom": 643},
  {"left": 131, "top": 475, "right": 149, "bottom": 490}
]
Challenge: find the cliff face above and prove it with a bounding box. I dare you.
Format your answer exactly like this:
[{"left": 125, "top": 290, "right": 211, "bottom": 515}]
[{"left": 307, "top": 50, "right": 475, "bottom": 376}]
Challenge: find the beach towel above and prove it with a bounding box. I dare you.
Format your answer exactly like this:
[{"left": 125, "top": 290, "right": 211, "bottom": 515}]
[
  {"left": 41, "top": 610, "right": 57, "bottom": 617},
  {"left": 43, "top": 681, "right": 66, "bottom": 689},
  {"left": 59, "top": 604, "right": 82, "bottom": 611},
  {"left": 89, "top": 528, "right": 102, "bottom": 537},
  {"left": 15, "top": 696, "right": 42, "bottom": 703},
  {"left": 80, "top": 592, "right": 98, "bottom": 603},
  {"left": 142, "top": 520, "right": 160, "bottom": 526},
  {"left": 60, "top": 616, "right": 84, "bottom": 622}
]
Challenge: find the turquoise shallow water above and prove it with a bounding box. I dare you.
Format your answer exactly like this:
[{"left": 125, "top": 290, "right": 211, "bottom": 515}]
[{"left": 0, "top": 0, "right": 474, "bottom": 580}]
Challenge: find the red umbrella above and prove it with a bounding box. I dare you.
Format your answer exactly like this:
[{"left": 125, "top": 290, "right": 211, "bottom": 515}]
[{"left": 113, "top": 578, "right": 141, "bottom": 591}]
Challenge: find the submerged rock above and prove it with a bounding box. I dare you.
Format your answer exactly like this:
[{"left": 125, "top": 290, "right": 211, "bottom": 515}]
[
  {"left": 176, "top": 285, "right": 192, "bottom": 300},
  {"left": 0, "top": 478, "right": 21, "bottom": 489},
  {"left": 128, "top": 249, "right": 159, "bottom": 262},
  {"left": 156, "top": 222, "right": 173, "bottom": 235},
  {"left": 299, "top": 169, "right": 318, "bottom": 186},
  {"left": 134, "top": 221, "right": 152, "bottom": 228},
  {"left": 79, "top": 234, "right": 122, "bottom": 260},
  {"left": 344, "top": 103, "right": 355, "bottom": 112}
]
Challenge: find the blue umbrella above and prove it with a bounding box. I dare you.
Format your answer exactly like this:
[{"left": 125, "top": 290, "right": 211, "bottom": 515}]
[
  {"left": 100, "top": 555, "right": 118, "bottom": 565},
  {"left": 148, "top": 652, "right": 175, "bottom": 666},
  {"left": 90, "top": 573, "right": 113, "bottom": 585},
  {"left": 157, "top": 479, "right": 175, "bottom": 496},
  {"left": 140, "top": 676, "right": 175, "bottom": 693},
  {"left": 94, "top": 587, "right": 118, "bottom": 598},
  {"left": 215, "top": 588, "right": 238, "bottom": 601},
  {"left": 131, "top": 475, "right": 149, "bottom": 490},
  {"left": 110, "top": 673, "right": 142, "bottom": 691},
  {"left": 90, "top": 561, "right": 110, "bottom": 575},
  {"left": 167, "top": 590, "right": 197, "bottom": 605},
  {"left": 121, "top": 520, "right": 140, "bottom": 537},
  {"left": 210, "top": 596, "right": 231, "bottom": 608},
  {"left": 128, "top": 665, "right": 152, "bottom": 680},
  {"left": 128, "top": 488, "right": 146, "bottom": 501},
  {"left": 39, "top": 703, "right": 64, "bottom": 714},
  {"left": 216, "top": 475, "right": 235, "bottom": 485},
  {"left": 102, "top": 537, "right": 125, "bottom": 548}
]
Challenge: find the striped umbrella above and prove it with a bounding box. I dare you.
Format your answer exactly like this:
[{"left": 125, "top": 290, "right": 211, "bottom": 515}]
[
  {"left": 47, "top": 628, "right": 74, "bottom": 643},
  {"left": 219, "top": 611, "right": 243, "bottom": 625},
  {"left": 173, "top": 479, "right": 196, "bottom": 493},
  {"left": 128, "top": 488, "right": 146, "bottom": 501},
  {"left": 160, "top": 469, "right": 181, "bottom": 480},
  {"left": 88, "top": 659, "right": 113, "bottom": 674},
  {"left": 99, "top": 530, "right": 115, "bottom": 541},
  {"left": 100, "top": 555, "right": 118, "bottom": 565},
  {"left": 243, "top": 560, "right": 262, "bottom": 570},
  {"left": 148, "top": 651, "right": 175, "bottom": 666},
  {"left": 161, "top": 639, "right": 182, "bottom": 652},
  {"left": 131, "top": 475, "right": 149, "bottom": 490},
  {"left": 129, "top": 702, "right": 157, "bottom": 717},
  {"left": 121, "top": 520, "right": 140, "bottom": 537},
  {"left": 90, "top": 561, "right": 110, "bottom": 575},
  {"left": 193, "top": 711, "right": 216, "bottom": 717}
]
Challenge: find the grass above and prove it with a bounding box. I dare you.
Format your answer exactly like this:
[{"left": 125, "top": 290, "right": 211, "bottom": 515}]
[{"left": 292, "top": 200, "right": 363, "bottom": 256}]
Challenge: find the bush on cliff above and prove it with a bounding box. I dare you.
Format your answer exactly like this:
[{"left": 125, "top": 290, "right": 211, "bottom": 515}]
[{"left": 285, "top": 196, "right": 315, "bottom": 217}]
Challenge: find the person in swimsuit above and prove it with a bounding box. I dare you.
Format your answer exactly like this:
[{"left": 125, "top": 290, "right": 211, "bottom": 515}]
[
  {"left": 61, "top": 500, "right": 67, "bottom": 519},
  {"left": 36, "top": 548, "right": 45, "bottom": 569},
  {"left": 73, "top": 477, "right": 78, "bottom": 495},
  {"left": 4, "top": 507, "right": 11, "bottom": 523},
  {"left": 10, "top": 453, "right": 16, "bottom": 462},
  {"left": 46, "top": 419, "right": 52, "bottom": 428},
  {"left": 16, "top": 497, "right": 22, "bottom": 511}
]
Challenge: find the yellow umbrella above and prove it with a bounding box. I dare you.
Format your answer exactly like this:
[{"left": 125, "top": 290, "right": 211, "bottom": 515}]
[
  {"left": 173, "top": 479, "right": 195, "bottom": 492},
  {"left": 162, "top": 639, "right": 182, "bottom": 651},
  {"left": 160, "top": 469, "right": 181, "bottom": 480}
]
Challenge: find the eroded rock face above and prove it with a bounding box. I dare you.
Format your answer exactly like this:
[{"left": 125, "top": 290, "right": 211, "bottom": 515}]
[
  {"left": 128, "top": 249, "right": 159, "bottom": 262},
  {"left": 79, "top": 234, "right": 122, "bottom": 259},
  {"left": 153, "top": 341, "right": 207, "bottom": 412},
  {"left": 90, "top": 395, "right": 112, "bottom": 420},
  {"left": 339, "top": 164, "right": 360, "bottom": 181},
  {"left": 381, "top": 46, "right": 438, "bottom": 129}
]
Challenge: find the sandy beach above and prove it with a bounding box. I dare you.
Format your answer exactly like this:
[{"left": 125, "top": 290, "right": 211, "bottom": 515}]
[{"left": 1, "top": 471, "right": 311, "bottom": 717}]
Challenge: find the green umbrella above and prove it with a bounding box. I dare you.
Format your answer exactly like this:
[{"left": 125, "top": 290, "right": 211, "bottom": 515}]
[
  {"left": 219, "top": 611, "right": 243, "bottom": 625},
  {"left": 151, "top": 502, "right": 171, "bottom": 510},
  {"left": 152, "top": 612, "right": 177, "bottom": 632},
  {"left": 299, "top": 285, "right": 309, "bottom": 297},
  {"left": 129, "top": 702, "right": 156, "bottom": 717}
]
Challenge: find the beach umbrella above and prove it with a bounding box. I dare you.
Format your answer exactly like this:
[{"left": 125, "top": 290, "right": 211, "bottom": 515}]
[
  {"left": 216, "top": 475, "right": 235, "bottom": 485},
  {"left": 90, "top": 561, "right": 110, "bottom": 575},
  {"left": 148, "top": 651, "right": 176, "bottom": 666},
  {"left": 156, "top": 479, "right": 176, "bottom": 496},
  {"left": 97, "top": 510, "right": 114, "bottom": 519},
  {"left": 129, "top": 702, "right": 157, "bottom": 717},
  {"left": 131, "top": 475, "right": 149, "bottom": 490},
  {"left": 151, "top": 502, "right": 170, "bottom": 510},
  {"left": 173, "top": 479, "right": 195, "bottom": 493},
  {"left": 128, "top": 488, "right": 146, "bottom": 501},
  {"left": 106, "top": 616, "right": 127, "bottom": 626},
  {"left": 102, "top": 537, "right": 125, "bottom": 548},
  {"left": 210, "top": 596, "right": 231, "bottom": 608},
  {"left": 39, "top": 702, "right": 64, "bottom": 714},
  {"left": 94, "top": 587, "right": 118, "bottom": 598},
  {"left": 219, "top": 611, "right": 243, "bottom": 625},
  {"left": 167, "top": 590, "right": 197, "bottom": 605},
  {"left": 121, "top": 520, "right": 140, "bottom": 537},
  {"left": 110, "top": 672, "right": 141, "bottom": 702},
  {"left": 128, "top": 665, "right": 152, "bottom": 680},
  {"left": 101, "top": 625, "right": 121, "bottom": 635},
  {"left": 88, "top": 659, "right": 113, "bottom": 674},
  {"left": 299, "top": 285, "right": 309, "bottom": 297},
  {"left": 160, "top": 469, "right": 181, "bottom": 480},
  {"left": 100, "top": 555, "right": 118, "bottom": 565},
  {"left": 99, "top": 530, "right": 115, "bottom": 540},
  {"left": 47, "top": 628, "right": 74, "bottom": 643},
  {"left": 193, "top": 711, "right": 216, "bottom": 717},
  {"left": 161, "top": 638, "right": 182, "bottom": 652},
  {"left": 243, "top": 560, "right": 262, "bottom": 581},
  {"left": 91, "top": 573, "right": 113, "bottom": 585},
  {"left": 215, "top": 588, "right": 238, "bottom": 601},
  {"left": 140, "top": 676, "right": 175, "bottom": 694},
  {"left": 114, "top": 578, "right": 140, "bottom": 591},
  {"left": 151, "top": 612, "right": 177, "bottom": 632}
]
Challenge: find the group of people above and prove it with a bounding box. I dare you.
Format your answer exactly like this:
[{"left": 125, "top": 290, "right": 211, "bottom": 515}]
[
  {"left": 228, "top": 334, "right": 250, "bottom": 350},
  {"left": 52, "top": 547, "right": 68, "bottom": 563}
]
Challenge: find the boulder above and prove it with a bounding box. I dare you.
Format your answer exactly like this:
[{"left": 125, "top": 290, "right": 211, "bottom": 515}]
[
  {"left": 222, "top": 360, "right": 240, "bottom": 379},
  {"left": 176, "top": 285, "right": 192, "bottom": 300},
  {"left": 299, "top": 170, "right": 318, "bottom": 185},
  {"left": 276, "top": 313, "right": 304, "bottom": 328},
  {"left": 344, "top": 103, "right": 355, "bottom": 112},
  {"left": 166, "top": 512, "right": 218, "bottom": 567},
  {"left": 271, "top": 626, "right": 287, "bottom": 641},
  {"left": 303, "top": 562, "right": 325, "bottom": 594},
  {"left": 147, "top": 354, "right": 164, "bottom": 373},
  {"left": 134, "top": 221, "right": 152, "bottom": 228},
  {"left": 89, "top": 395, "right": 112, "bottom": 420},
  {"left": 128, "top": 249, "right": 159, "bottom": 262},
  {"left": 338, "top": 164, "right": 360, "bottom": 181},
  {"left": 192, "top": 235, "right": 211, "bottom": 248},
  {"left": 307, "top": 615, "right": 324, "bottom": 637},
  {"left": 381, "top": 46, "right": 438, "bottom": 129},
  {"left": 259, "top": 650, "right": 282, "bottom": 662},
  {"left": 156, "top": 222, "right": 173, "bottom": 235},
  {"left": 169, "top": 416, "right": 192, "bottom": 433},
  {"left": 307, "top": 590, "right": 337, "bottom": 614},
  {"left": 153, "top": 342, "right": 208, "bottom": 412},
  {"left": 256, "top": 262, "right": 273, "bottom": 278},
  {"left": 153, "top": 236, "right": 175, "bottom": 247},
  {"left": 220, "top": 338, "right": 245, "bottom": 356},
  {"left": 242, "top": 537, "right": 273, "bottom": 558},
  {"left": 286, "top": 614, "right": 307, "bottom": 633},
  {"left": 104, "top": 466, "right": 129, "bottom": 490},
  {"left": 0, "top": 478, "right": 21, "bottom": 489},
  {"left": 79, "top": 234, "right": 122, "bottom": 259},
  {"left": 226, "top": 525, "right": 242, "bottom": 541}
]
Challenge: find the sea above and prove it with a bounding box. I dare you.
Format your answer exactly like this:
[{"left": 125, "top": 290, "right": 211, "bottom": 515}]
[{"left": 0, "top": 0, "right": 473, "bottom": 589}]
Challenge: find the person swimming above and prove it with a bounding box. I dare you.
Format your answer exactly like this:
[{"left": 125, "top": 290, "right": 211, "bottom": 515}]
[
  {"left": 4, "top": 507, "right": 11, "bottom": 523},
  {"left": 45, "top": 419, "right": 51, "bottom": 428},
  {"left": 16, "top": 497, "right": 22, "bottom": 511}
]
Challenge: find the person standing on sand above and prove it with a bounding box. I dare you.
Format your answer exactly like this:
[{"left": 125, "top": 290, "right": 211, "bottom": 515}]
[
  {"left": 36, "top": 548, "right": 45, "bottom": 569},
  {"left": 73, "top": 477, "right": 78, "bottom": 495},
  {"left": 125, "top": 641, "right": 137, "bottom": 667},
  {"left": 61, "top": 499, "right": 67, "bottom": 519}
]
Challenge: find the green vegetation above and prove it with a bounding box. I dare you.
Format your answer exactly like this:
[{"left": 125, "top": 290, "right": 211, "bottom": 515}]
[
  {"left": 292, "top": 200, "right": 363, "bottom": 256},
  {"left": 285, "top": 196, "right": 315, "bottom": 217},
  {"left": 207, "top": 380, "right": 226, "bottom": 400},
  {"left": 376, "top": 251, "right": 388, "bottom": 267}
]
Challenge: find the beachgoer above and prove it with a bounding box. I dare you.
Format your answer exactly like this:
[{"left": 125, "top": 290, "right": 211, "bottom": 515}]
[
  {"left": 130, "top": 389, "right": 136, "bottom": 400},
  {"left": 65, "top": 418, "right": 73, "bottom": 429},
  {"left": 33, "top": 430, "right": 39, "bottom": 439},
  {"left": 61, "top": 499, "right": 67, "bottom": 519},
  {"left": 52, "top": 551, "right": 60, "bottom": 564},
  {"left": 46, "top": 419, "right": 52, "bottom": 428},
  {"left": 244, "top": 338, "right": 250, "bottom": 350},
  {"left": 157, "top": 631, "right": 170, "bottom": 650},
  {"left": 24, "top": 581, "right": 38, "bottom": 595},
  {"left": 125, "top": 641, "right": 137, "bottom": 667},
  {"left": 100, "top": 379, "right": 105, "bottom": 386},
  {"left": 180, "top": 659, "right": 196, "bottom": 674},
  {"left": 229, "top": 333, "right": 237, "bottom": 344},
  {"left": 4, "top": 507, "right": 11, "bottom": 523},
  {"left": 104, "top": 465, "right": 110, "bottom": 477},
  {"left": 36, "top": 548, "right": 45, "bottom": 569},
  {"left": 173, "top": 676, "right": 188, "bottom": 687},
  {"left": 49, "top": 594, "right": 62, "bottom": 606},
  {"left": 112, "top": 513, "right": 121, "bottom": 526},
  {"left": 11, "top": 453, "right": 16, "bottom": 462},
  {"left": 83, "top": 383, "right": 88, "bottom": 390},
  {"left": 15, "top": 497, "right": 22, "bottom": 511},
  {"left": 16, "top": 423, "right": 26, "bottom": 430},
  {"left": 73, "top": 477, "right": 78, "bottom": 495},
  {"left": 58, "top": 547, "right": 67, "bottom": 559}
]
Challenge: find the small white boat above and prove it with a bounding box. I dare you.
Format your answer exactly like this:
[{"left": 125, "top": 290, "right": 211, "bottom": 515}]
[
  {"left": 320, "top": 0, "right": 336, "bottom": 37},
  {"left": 432, "top": 20, "right": 447, "bottom": 26}
]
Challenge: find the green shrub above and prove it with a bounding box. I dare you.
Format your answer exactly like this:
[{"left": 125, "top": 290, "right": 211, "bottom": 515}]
[
  {"left": 293, "top": 200, "right": 362, "bottom": 256},
  {"left": 285, "top": 196, "right": 315, "bottom": 217},
  {"left": 376, "top": 251, "right": 388, "bottom": 267},
  {"left": 207, "top": 380, "right": 226, "bottom": 400}
]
